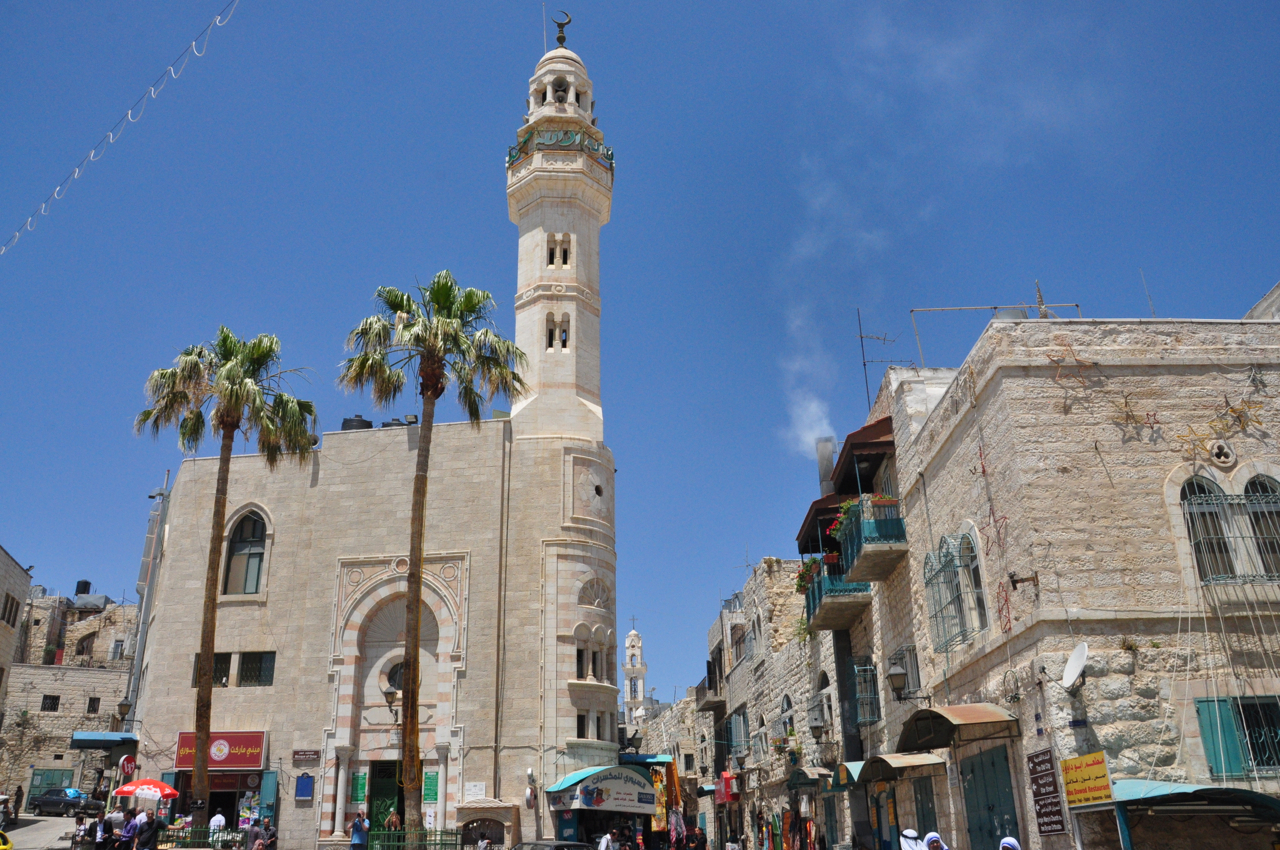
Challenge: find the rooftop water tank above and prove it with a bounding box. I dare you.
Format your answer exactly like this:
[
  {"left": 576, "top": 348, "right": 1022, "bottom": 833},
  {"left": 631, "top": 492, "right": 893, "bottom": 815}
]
[{"left": 341, "top": 415, "right": 374, "bottom": 431}]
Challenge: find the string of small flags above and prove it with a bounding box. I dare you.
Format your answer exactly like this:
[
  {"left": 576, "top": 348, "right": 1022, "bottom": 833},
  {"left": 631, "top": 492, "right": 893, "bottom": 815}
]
[{"left": 0, "top": 0, "right": 241, "bottom": 258}]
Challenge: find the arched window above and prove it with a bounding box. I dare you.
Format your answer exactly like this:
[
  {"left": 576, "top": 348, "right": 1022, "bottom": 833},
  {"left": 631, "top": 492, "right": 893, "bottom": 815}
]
[
  {"left": 1245, "top": 476, "right": 1280, "bottom": 575},
  {"left": 957, "top": 533, "right": 989, "bottom": 632},
  {"left": 75, "top": 633, "right": 97, "bottom": 657},
  {"left": 817, "top": 671, "right": 830, "bottom": 692},
  {"left": 629, "top": 655, "right": 636, "bottom": 666},
  {"left": 387, "top": 662, "right": 404, "bottom": 691},
  {"left": 630, "top": 677, "right": 639, "bottom": 700},
  {"left": 1181, "top": 477, "right": 1234, "bottom": 581},
  {"left": 224, "top": 512, "right": 266, "bottom": 594}
]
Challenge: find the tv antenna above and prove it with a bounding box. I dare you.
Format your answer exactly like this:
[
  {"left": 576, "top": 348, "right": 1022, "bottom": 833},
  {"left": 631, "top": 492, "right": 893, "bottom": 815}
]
[{"left": 856, "top": 308, "right": 913, "bottom": 410}]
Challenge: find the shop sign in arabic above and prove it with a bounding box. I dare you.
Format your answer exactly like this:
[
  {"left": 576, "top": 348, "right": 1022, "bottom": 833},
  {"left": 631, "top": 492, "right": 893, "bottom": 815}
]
[
  {"left": 1059, "top": 751, "right": 1114, "bottom": 807},
  {"left": 547, "top": 767, "right": 655, "bottom": 814},
  {"left": 175, "top": 731, "right": 267, "bottom": 771},
  {"left": 1026, "top": 748, "right": 1066, "bottom": 835}
]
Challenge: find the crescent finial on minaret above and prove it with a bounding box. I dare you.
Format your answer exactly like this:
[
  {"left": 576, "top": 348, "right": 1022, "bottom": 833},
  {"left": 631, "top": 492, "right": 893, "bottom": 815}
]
[{"left": 553, "top": 11, "right": 571, "bottom": 47}]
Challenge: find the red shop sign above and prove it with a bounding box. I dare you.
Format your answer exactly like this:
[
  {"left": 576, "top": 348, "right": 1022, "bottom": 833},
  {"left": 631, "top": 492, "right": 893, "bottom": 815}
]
[{"left": 175, "top": 732, "right": 267, "bottom": 771}]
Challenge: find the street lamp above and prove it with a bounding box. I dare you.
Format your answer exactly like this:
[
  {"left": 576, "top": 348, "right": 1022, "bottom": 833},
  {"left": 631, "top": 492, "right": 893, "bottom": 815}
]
[
  {"left": 117, "top": 699, "right": 132, "bottom": 720},
  {"left": 886, "top": 664, "right": 930, "bottom": 706},
  {"left": 383, "top": 686, "right": 400, "bottom": 723}
]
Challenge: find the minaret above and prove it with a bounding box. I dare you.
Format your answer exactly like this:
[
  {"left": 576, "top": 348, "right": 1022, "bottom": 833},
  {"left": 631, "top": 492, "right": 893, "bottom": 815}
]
[
  {"left": 622, "top": 628, "right": 646, "bottom": 726},
  {"left": 506, "top": 21, "right": 613, "bottom": 441}
]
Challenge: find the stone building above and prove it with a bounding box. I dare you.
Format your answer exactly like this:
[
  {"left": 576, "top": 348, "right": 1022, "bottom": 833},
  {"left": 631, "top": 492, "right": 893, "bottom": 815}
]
[
  {"left": 790, "top": 285, "right": 1280, "bottom": 850},
  {"left": 18, "top": 586, "right": 135, "bottom": 670},
  {"left": 0, "top": 663, "right": 130, "bottom": 802},
  {"left": 133, "top": 32, "right": 620, "bottom": 849},
  {"left": 622, "top": 629, "right": 649, "bottom": 727},
  {"left": 691, "top": 559, "right": 855, "bottom": 850},
  {"left": 0, "top": 545, "right": 31, "bottom": 722}
]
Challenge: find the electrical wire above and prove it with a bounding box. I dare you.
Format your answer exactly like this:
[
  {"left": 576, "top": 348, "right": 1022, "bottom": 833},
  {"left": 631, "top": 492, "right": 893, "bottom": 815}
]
[{"left": 0, "top": 0, "right": 241, "bottom": 258}]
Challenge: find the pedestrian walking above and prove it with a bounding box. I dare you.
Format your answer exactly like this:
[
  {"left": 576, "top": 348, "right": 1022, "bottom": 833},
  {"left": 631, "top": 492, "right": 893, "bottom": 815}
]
[
  {"left": 12, "top": 787, "right": 23, "bottom": 815},
  {"left": 118, "top": 809, "right": 139, "bottom": 850},
  {"left": 348, "top": 809, "right": 370, "bottom": 850},
  {"left": 898, "top": 829, "right": 925, "bottom": 850},
  {"left": 94, "top": 811, "right": 111, "bottom": 850},
  {"left": 922, "top": 833, "right": 949, "bottom": 850},
  {"left": 245, "top": 818, "right": 265, "bottom": 850},
  {"left": 135, "top": 810, "right": 165, "bottom": 850},
  {"left": 998, "top": 840, "right": 1020, "bottom": 850},
  {"left": 208, "top": 809, "right": 227, "bottom": 831}
]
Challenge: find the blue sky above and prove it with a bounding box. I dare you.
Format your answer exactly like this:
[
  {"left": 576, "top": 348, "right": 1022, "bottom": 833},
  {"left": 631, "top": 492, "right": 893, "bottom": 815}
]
[{"left": 1, "top": 2, "right": 1278, "bottom": 703}]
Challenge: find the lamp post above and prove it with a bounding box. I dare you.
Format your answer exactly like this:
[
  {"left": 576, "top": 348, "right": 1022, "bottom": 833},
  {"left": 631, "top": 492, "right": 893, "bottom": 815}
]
[
  {"left": 114, "top": 699, "right": 131, "bottom": 733},
  {"left": 384, "top": 687, "right": 400, "bottom": 724},
  {"left": 886, "top": 665, "right": 930, "bottom": 706}
]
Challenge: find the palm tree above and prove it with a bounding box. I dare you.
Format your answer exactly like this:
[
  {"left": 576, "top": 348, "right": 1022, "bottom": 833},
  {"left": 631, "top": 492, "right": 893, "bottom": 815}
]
[
  {"left": 340, "top": 271, "right": 526, "bottom": 832},
  {"left": 136, "top": 327, "right": 316, "bottom": 825}
]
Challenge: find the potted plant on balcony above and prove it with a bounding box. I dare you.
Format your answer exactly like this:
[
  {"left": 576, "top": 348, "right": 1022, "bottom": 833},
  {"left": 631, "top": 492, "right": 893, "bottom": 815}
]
[
  {"left": 770, "top": 736, "right": 789, "bottom": 756},
  {"left": 795, "top": 557, "right": 821, "bottom": 593}
]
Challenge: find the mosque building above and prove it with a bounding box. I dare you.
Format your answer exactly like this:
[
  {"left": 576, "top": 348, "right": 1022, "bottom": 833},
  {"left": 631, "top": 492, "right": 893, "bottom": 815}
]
[{"left": 134, "top": 25, "right": 623, "bottom": 847}]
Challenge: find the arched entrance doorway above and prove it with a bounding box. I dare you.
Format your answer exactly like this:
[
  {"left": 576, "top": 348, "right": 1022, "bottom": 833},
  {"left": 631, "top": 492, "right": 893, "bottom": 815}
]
[
  {"left": 359, "top": 596, "right": 440, "bottom": 826},
  {"left": 462, "top": 818, "right": 507, "bottom": 847}
]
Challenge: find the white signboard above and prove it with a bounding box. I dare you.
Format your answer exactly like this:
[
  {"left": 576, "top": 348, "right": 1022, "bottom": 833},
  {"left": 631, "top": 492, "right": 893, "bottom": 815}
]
[
  {"left": 464, "top": 782, "right": 487, "bottom": 801},
  {"left": 547, "top": 767, "right": 656, "bottom": 815}
]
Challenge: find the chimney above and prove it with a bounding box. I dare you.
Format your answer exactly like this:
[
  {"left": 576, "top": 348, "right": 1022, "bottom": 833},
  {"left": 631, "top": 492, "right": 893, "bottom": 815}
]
[{"left": 815, "top": 436, "right": 836, "bottom": 497}]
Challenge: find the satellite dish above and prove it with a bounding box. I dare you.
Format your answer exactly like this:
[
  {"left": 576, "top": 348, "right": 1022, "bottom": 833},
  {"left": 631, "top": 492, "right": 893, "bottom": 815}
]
[{"left": 1062, "top": 642, "right": 1088, "bottom": 691}]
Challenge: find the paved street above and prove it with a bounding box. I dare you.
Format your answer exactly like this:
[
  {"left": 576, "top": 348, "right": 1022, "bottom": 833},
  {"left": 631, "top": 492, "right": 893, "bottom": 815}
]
[{"left": 7, "top": 816, "right": 72, "bottom": 850}]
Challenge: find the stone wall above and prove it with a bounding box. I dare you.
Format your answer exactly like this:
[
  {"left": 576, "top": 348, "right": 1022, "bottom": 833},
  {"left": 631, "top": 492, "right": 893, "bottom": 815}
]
[
  {"left": 0, "top": 548, "right": 32, "bottom": 711},
  {"left": 858, "top": 318, "right": 1280, "bottom": 850},
  {"left": 0, "top": 663, "right": 129, "bottom": 795},
  {"left": 63, "top": 604, "right": 137, "bottom": 671}
]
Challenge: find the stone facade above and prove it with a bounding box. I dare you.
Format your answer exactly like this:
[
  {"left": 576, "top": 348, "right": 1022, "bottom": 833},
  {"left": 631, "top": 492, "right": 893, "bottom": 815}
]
[
  {"left": 0, "top": 547, "right": 30, "bottom": 722},
  {"left": 63, "top": 603, "right": 137, "bottom": 671},
  {"left": 0, "top": 663, "right": 129, "bottom": 798},
  {"left": 825, "top": 312, "right": 1280, "bottom": 850},
  {"left": 134, "top": 39, "right": 618, "bottom": 850},
  {"left": 693, "top": 559, "right": 854, "bottom": 850}
]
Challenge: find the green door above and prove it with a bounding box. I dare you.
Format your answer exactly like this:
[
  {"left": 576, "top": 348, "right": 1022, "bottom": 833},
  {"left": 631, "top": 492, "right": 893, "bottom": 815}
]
[
  {"left": 960, "top": 745, "right": 1019, "bottom": 849},
  {"left": 29, "top": 769, "right": 74, "bottom": 809},
  {"left": 822, "top": 798, "right": 838, "bottom": 848},
  {"left": 912, "top": 777, "right": 937, "bottom": 837},
  {"left": 367, "top": 761, "right": 403, "bottom": 828}
]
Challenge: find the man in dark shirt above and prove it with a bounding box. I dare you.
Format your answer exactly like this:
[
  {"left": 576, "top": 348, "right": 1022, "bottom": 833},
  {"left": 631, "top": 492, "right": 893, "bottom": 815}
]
[
  {"left": 245, "top": 818, "right": 265, "bottom": 850},
  {"left": 262, "top": 817, "right": 278, "bottom": 850},
  {"left": 135, "top": 810, "right": 165, "bottom": 850},
  {"left": 93, "top": 811, "right": 110, "bottom": 850}
]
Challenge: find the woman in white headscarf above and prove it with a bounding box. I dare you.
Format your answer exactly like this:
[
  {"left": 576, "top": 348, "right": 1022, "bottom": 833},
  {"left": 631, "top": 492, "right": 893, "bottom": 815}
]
[
  {"left": 998, "top": 840, "right": 1021, "bottom": 850},
  {"left": 922, "top": 833, "right": 949, "bottom": 850}
]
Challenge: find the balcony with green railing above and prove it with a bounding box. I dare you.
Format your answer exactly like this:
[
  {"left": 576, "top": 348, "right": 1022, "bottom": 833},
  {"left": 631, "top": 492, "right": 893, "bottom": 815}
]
[
  {"left": 836, "top": 499, "right": 908, "bottom": 581},
  {"left": 805, "top": 572, "right": 872, "bottom": 631}
]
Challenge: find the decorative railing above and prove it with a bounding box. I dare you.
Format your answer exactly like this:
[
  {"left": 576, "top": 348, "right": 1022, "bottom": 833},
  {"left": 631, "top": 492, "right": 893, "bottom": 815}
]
[
  {"left": 156, "top": 828, "right": 245, "bottom": 849},
  {"left": 368, "top": 830, "right": 464, "bottom": 850},
  {"left": 837, "top": 500, "right": 906, "bottom": 574},
  {"left": 805, "top": 575, "right": 872, "bottom": 622},
  {"left": 1182, "top": 493, "right": 1280, "bottom": 584},
  {"left": 850, "top": 658, "right": 881, "bottom": 727}
]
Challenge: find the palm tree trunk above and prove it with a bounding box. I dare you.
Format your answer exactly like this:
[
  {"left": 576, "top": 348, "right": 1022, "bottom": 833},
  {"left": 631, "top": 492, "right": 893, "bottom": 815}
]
[
  {"left": 402, "top": 392, "right": 437, "bottom": 835},
  {"left": 193, "top": 425, "right": 236, "bottom": 826}
]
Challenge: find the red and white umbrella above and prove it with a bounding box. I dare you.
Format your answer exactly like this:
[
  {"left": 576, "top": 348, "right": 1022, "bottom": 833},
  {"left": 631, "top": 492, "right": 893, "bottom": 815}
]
[{"left": 113, "top": 779, "right": 179, "bottom": 800}]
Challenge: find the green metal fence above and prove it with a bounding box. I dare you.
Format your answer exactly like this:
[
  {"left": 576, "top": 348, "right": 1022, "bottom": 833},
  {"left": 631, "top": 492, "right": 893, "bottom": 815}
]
[
  {"left": 156, "top": 827, "right": 245, "bottom": 849},
  {"left": 368, "top": 829, "right": 464, "bottom": 850}
]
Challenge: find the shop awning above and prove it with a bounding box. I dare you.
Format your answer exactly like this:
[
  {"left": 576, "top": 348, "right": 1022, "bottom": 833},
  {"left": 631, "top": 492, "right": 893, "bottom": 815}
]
[
  {"left": 1113, "top": 779, "right": 1280, "bottom": 823},
  {"left": 859, "top": 753, "right": 946, "bottom": 784},
  {"left": 618, "top": 753, "right": 673, "bottom": 765},
  {"left": 697, "top": 784, "right": 716, "bottom": 798},
  {"left": 819, "top": 764, "right": 861, "bottom": 796},
  {"left": 545, "top": 765, "right": 656, "bottom": 815},
  {"left": 795, "top": 493, "right": 849, "bottom": 555},
  {"left": 786, "top": 766, "right": 831, "bottom": 789},
  {"left": 895, "top": 704, "right": 1020, "bottom": 752},
  {"left": 71, "top": 732, "right": 138, "bottom": 750}
]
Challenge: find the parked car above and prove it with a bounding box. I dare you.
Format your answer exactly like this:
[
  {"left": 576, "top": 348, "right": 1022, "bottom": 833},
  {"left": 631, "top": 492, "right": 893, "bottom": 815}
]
[{"left": 28, "top": 788, "right": 103, "bottom": 817}]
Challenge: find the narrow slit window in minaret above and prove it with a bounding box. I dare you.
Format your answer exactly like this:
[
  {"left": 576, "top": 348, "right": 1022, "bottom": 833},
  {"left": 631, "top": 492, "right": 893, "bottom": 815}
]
[
  {"left": 560, "top": 315, "right": 570, "bottom": 350},
  {"left": 561, "top": 242, "right": 571, "bottom": 266},
  {"left": 547, "top": 240, "right": 557, "bottom": 267},
  {"left": 546, "top": 313, "right": 557, "bottom": 350}
]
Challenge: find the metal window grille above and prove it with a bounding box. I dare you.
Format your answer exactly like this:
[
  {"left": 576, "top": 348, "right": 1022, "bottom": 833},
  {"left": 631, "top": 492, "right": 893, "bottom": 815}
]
[
  {"left": 729, "top": 710, "right": 751, "bottom": 758},
  {"left": 239, "top": 652, "right": 275, "bottom": 687},
  {"left": 40, "top": 694, "right": 59, "bottom": 712},
  {"left": 925, "top": 533, "right": 988, "bottom": 652},
  {"left": 86, "top": 697, "right": 100, "bottom": 714},
  {"left": 192, "top": 653, "right": 232, "bottom": 687},
  {"left": 849, "top": 657, "right": 880, "bottom": 726},
  {"left": 1182, "top": 478, "right": 1280, "bottom": 584}
]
